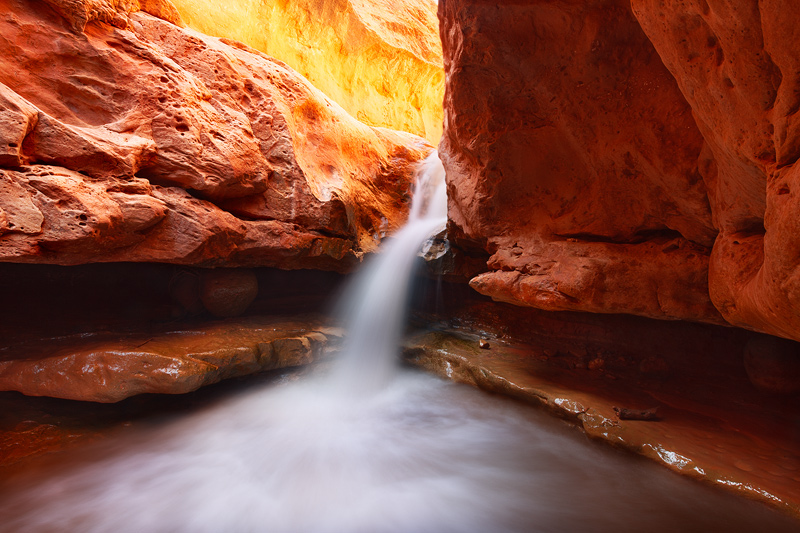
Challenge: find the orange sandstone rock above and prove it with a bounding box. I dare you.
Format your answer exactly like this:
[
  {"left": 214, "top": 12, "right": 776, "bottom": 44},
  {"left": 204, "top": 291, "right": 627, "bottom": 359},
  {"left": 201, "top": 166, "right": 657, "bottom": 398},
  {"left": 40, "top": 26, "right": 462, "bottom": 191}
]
[
  {"left": 631, "top": 1, "right": 800, "bottom": 342},
  {"left": 439, "top": 0, "right": 800, "bottom": 342},
  {"left": 0, "top": 316, "right": 339, "bottom": 402},
  {"left": 439, "top": 0, "right": 722, "bottom": 323},
  {"left": 0, "top": 0, "right": 430, "bottom": 270}
]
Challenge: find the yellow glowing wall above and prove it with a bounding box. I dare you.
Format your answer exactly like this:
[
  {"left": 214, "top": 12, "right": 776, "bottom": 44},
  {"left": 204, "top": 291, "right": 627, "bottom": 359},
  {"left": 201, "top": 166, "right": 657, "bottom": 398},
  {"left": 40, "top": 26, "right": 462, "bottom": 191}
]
[{"left": 169, "top": 0, "right": 443, "bottom": 144}]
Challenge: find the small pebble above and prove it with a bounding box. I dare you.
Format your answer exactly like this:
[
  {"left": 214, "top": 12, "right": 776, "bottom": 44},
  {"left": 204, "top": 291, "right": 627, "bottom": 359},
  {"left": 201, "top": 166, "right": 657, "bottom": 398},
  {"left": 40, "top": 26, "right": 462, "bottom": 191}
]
[
  {"left": 479, "top": 338, "right": 490, "bottom": 349},
  {"left": 588, "top": 357, "right": 605, "bottom": 371}
]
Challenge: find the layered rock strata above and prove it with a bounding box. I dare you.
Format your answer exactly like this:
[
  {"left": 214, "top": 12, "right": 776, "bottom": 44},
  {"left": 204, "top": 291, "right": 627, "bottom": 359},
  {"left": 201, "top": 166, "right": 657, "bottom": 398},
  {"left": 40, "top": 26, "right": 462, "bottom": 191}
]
[
  {"left": 170, "top": 0, "right": 444, "bottom": 143},
  {"left": 0, "top": 0, "right": 430, "bottom": 270},
  {"left": 439, "top": 0, "right": 800, "bottom": 342}
]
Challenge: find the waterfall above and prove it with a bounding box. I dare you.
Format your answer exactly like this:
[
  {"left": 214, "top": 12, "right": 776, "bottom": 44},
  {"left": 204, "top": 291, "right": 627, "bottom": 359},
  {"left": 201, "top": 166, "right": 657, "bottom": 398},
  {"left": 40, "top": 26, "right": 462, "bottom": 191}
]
[
  {"left": 327, "top": 151, "right": 447, "bottom": 396},
  {"left": 1, "top": 153, "right": 796, "bottom": 533}
]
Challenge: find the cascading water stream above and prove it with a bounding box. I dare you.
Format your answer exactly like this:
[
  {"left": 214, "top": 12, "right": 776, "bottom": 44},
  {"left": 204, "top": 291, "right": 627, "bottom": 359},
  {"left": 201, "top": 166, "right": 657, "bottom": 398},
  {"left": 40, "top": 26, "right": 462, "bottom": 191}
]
[
  {"left": 0, "top": 153, "right": 798, "bottom": 532},
  {"left": 326, "top": 151, "right": 447, "bottom": 397}
]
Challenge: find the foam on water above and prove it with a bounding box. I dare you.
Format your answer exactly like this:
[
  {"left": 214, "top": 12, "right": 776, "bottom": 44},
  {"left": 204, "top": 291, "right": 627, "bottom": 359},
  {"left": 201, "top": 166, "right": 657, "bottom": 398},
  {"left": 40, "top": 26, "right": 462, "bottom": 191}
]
[{"left": 0, "top": 153, "right": 796, "bottom": 532}]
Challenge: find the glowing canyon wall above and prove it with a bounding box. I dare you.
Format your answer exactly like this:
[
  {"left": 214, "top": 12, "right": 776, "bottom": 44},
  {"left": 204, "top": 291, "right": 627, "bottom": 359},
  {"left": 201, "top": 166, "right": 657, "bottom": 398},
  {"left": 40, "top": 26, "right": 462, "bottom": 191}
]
[
  {"left": 439, "top": 0, "right": 800, "bottom": 343},
  {"left": 0, "top": 0, "right": 432, "bottom": 270},
  {"left": 169, "top": 0, "right": 444, "bottom": 144}
]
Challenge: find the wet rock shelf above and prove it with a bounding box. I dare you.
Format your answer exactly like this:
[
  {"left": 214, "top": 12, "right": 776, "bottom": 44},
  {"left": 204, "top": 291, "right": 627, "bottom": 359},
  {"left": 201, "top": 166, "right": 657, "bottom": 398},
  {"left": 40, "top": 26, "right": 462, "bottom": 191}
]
[
  {"left": 0, "top": 315, "right": 342, "bottom": 402},
  {"left": 403, "top": 328, "right": 800, "bottom": 518}
]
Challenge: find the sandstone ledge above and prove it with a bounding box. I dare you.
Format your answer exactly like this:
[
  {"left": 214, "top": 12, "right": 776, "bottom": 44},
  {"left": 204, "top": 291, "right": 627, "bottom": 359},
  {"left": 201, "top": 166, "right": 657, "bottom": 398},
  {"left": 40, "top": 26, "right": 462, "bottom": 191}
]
[
  {"left": 404, "top": 329, "right": 800, "bottom": 518},
  {"left": 0, "top": 315, "right": 342, "bottom": 403}
]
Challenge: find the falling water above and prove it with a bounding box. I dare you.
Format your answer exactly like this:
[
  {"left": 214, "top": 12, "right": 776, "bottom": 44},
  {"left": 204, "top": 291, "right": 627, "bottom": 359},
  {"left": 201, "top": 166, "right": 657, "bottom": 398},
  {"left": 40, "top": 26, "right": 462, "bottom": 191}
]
[
  {"left": 1, "top": 153, "right": 798, "bottom": 532},
  {"left": 327, "top": 151, "right": 447, "bottom": 396}
]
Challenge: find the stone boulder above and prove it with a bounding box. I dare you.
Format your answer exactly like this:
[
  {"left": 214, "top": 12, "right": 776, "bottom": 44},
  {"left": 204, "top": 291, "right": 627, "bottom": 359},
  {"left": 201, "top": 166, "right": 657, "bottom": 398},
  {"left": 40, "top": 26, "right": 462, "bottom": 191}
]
[
  {"left": 199, "top": 268, "right": 258, "bottom": 318},
  {"left": 0, "top": 0, "right": 431, "bottom": 270}
]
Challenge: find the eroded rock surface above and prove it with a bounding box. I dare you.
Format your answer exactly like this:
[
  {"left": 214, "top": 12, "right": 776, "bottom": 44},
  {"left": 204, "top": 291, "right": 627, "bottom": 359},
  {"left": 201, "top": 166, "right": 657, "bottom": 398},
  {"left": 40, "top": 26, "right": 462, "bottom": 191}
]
[
  {"left": 0, "top": 315, "right": 342, "bottom": 402},
  {"left": 0, "top": 0, "right": 430, "bottom": 270},
  {"left": 439, "top": 0, "right": 800, "bottom": 342},
  {"left": 439, "top": 0, "right": 721, "bottom": 324},
  {"left": 170, "top": 0, "right": 444, "bottom": 143},
  {"left": 630, "top": 1, "right": 800, "bottom": 343},
  {"left": 404, "top": 328, "right": 800, "bottom": 517}
]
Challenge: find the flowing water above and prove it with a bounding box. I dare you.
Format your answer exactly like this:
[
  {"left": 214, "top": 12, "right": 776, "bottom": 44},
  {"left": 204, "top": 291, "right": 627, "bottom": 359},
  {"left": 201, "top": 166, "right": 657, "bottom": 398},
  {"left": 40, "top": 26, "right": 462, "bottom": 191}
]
[{"left": 1, "top": 153, "right": 798, "bottom": 532}]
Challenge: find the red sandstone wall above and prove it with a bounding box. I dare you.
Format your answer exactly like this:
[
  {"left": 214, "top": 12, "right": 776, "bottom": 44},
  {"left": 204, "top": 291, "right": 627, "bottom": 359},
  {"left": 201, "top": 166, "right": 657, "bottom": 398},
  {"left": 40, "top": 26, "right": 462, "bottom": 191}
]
[{"left": 439, "top": 0, "right": 800, "bottom": 342}]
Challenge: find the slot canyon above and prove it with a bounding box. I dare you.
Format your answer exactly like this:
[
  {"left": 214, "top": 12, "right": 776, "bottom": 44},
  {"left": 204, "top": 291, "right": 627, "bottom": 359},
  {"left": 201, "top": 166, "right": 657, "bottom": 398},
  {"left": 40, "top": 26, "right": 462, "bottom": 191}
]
[{"left": 1, "top": 0, "right": 800, "bottom": 530}]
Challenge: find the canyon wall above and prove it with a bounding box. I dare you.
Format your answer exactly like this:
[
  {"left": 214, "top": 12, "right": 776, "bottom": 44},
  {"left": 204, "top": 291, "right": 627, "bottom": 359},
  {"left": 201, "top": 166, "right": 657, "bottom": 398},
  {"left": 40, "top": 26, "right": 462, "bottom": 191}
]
[
  {"left": 439, "top": 0, "right": 800, "bottom": 342},
  {"left": 0, "top": 0, "right": 431, "bottom": 270},
  {"left": 169, "top": 0, "right": 444, "bottom": 143}
]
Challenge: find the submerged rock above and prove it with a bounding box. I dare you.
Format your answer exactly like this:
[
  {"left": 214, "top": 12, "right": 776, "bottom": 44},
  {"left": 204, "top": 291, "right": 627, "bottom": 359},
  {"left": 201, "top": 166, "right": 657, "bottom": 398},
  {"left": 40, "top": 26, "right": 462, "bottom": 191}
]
[{"left": 0, "top": 0, "right": 430, "bottom": 270}]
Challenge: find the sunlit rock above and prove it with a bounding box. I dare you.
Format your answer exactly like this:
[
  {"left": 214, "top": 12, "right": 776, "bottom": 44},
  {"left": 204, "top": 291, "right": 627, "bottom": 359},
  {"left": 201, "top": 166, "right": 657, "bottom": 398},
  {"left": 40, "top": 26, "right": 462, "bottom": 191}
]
[
  {"left": 169, "top": 0, "right": 444, "bottom": 143},
  {"left": 0, "top": 0, "right": 431, "bottom": 270}
]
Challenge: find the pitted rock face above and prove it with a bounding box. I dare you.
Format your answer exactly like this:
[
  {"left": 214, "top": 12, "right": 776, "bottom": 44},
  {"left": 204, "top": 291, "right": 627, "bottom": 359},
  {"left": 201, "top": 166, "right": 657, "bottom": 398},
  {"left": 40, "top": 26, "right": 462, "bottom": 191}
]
[
  {"left": 0, "top": 0, "right": 431, "bottom": 270},
  {"left": 631, "top": 0, "right": 800, "bottom": 344}
]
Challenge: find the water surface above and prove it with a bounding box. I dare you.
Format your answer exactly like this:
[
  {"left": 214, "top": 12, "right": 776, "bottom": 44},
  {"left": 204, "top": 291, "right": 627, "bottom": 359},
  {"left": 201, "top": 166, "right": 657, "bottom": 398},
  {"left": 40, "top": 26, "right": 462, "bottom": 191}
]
[{"left": 0, "top": 369, "right": 797, "bottom": 533}]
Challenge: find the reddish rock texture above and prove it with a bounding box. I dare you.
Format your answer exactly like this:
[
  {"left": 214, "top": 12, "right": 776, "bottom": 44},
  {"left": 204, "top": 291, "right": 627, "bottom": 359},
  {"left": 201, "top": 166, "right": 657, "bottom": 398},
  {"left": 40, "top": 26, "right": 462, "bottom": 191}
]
[
  {"left": 630, "top": 1, "right": 800, "bottom": 342},
  {"left": 439, "top": 0, "right": 721, "bottom": 323},
  {"left": 0, "top": 0, "right": 431, "bottom": 270},
  {"left": 0, "top": 316, "right": 342, "bottom": 402},
  {"left": 439, "top": 0, "right": 800, "bottom": 341}
]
